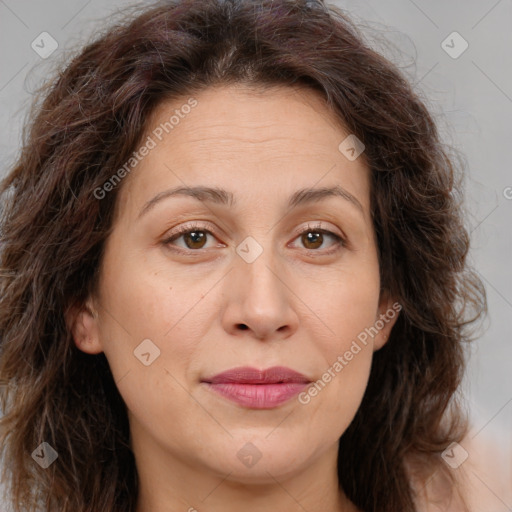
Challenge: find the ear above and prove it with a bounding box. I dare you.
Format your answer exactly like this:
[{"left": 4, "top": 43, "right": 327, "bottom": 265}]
[
  {"left": 66, "top": 297, "right": 103, "bottom": 355},
  {"left": 373, "top": 291, "right": 401, "bottom": 352}
]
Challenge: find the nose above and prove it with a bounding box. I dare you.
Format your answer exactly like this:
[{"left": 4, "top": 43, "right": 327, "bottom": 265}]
[{"left": 221, "top": 248, "right": 299, "bottom": 341}]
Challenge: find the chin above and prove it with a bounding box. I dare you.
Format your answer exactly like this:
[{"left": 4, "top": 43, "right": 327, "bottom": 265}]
[{"left": 198, "top": 434, "right": 317, "bottom": 483}]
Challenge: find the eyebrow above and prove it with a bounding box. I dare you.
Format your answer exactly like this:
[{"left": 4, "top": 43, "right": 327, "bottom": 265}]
[{"left": 138, "top": 184, "right": 364, "bottom": 219}]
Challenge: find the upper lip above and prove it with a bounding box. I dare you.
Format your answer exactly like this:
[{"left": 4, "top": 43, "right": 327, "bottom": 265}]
[{"left": 203, "top": 366, "right": 311, "bottom": 385}]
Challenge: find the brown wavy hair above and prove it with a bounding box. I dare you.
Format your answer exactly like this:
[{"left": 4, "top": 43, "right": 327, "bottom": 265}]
[{"left": 0, "top": 0, "right": 486, "bottom": 511}]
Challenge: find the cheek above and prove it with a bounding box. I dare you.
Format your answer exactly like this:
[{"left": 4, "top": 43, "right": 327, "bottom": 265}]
[
  {"left": 296, "top": 262, "right": 380, "bottom": 430},
  {"left": 299, "top": 325, "right": 375, "bottom": 445},
  {"left": 96, "top": 255, "right": 208, "bottom": 448},
  {"left": 99, "top": 240, "right": 205, "bottom": 338},
  {"left": 95, "top": 244, "right": 205, "bottom": 386},
  {"left": 307, "top": 262, "right": 381, "bottom": 353}
]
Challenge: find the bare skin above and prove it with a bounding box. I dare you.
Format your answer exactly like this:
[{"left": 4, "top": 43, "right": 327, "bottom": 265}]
[{"left": 69, "top": 84, "right": 399, "bottom": 512}]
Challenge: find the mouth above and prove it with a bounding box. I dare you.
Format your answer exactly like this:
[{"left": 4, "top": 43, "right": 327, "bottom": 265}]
[{"left": 201, "top": 366, "right": 311, "bottom": 409}]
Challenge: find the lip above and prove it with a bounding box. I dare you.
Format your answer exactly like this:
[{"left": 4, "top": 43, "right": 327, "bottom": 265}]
[{"left": 202, "top": 366, "right": 311, "bottom": 409}]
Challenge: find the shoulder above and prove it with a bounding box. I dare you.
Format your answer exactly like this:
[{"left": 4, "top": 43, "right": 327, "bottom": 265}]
[{"left": 411, "top": 427, "right": 512, "bottom": 512}]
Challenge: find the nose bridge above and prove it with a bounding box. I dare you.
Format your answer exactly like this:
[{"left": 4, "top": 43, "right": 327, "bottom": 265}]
[
  {"left": 235, "top": 233, "right": 286, "bottom": 307},
  {"left": 221, "top": 231, "right": 298, "bottom": 339}
]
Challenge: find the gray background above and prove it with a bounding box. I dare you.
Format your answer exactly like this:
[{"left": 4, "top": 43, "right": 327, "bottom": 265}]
[{"left": 0, "top": 0, "right": 511, "bottom": 508}]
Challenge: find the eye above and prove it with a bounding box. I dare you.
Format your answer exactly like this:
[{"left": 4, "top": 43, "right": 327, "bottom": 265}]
[
  {"left": 162, "top": 223, "right": 221, "bottom": 251},
  {"left": 290, "top": 223, "right": 345, "bottom": 253},
  {"left": 162, "top": 222, "right": 345, "bottom": 254}
]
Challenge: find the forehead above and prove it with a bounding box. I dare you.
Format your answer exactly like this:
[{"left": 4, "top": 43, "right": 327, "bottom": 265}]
[
  {"left": 114, "top": 84, "right": 371, "bottom": 219},
  {"left": 148, "top": 84, "right": 350, "bottom": 152}
]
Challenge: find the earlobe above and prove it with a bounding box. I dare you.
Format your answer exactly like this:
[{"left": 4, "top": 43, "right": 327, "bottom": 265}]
[
  {"left": 373, "top": 293, "right": 401, "bottom": 351},
  {"left": 66, "top": 298, "right": 103, "bottom": 355}
]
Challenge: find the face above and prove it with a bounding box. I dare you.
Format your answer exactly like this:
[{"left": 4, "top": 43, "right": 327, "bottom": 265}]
[{"left": 70, "top": 84, "right": 398, "bottom": 486}]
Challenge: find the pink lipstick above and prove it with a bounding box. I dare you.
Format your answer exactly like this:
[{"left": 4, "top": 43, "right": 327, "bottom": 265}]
[{"left": 202, "top": 366, "right": 310, "bottom": 409}]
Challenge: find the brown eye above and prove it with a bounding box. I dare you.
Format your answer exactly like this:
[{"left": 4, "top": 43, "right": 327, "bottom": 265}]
[
  {"left": 302, "top": 231, "right": 324, "bottom": 250},
  {"left": 162, "top": 223, "right": 219, "bottom": 251},
  {"left": 182, "top": 230, "right": 207, "bottom": 249},
  {"left": 293, "top": 227, "right": 344, "bottom": 252}
]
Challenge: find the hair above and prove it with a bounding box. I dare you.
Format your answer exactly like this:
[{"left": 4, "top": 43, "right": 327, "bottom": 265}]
[{"left": 0, "top": 0, "right": 486, "bottom": 511}]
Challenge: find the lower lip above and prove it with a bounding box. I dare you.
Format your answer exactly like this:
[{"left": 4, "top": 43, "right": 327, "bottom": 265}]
[{"left": 204, "top": 382, "right": 309, "bottom": 409}]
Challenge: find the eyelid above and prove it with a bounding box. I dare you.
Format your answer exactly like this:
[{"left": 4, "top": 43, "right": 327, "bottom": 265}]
[
  {"left": 290, "top": 221, "right": 344, "bottom": 241},
  {"left": 288, "top": 222, "right": 346, "bottom": 254},
  {"left": 162, "top": 221, "right": 221, "bottom": 245},
  {"left": 162, "top": 220, "right": 346, "bottom": 253}
]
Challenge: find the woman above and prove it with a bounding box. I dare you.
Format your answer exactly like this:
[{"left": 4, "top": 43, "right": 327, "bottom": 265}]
[{"left": 0, "top": 0, "right": 488, "bottom": 511}]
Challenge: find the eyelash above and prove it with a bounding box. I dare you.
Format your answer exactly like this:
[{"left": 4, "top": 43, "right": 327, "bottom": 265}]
[{"left": 161, "top": 222, "right": 346, "bottom": 255}]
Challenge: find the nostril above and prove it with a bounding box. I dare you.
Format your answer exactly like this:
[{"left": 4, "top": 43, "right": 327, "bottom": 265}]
[{"left": 237, "top": 324, "right": 249, "bottom": 330}]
